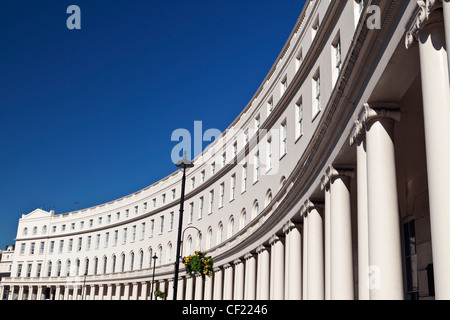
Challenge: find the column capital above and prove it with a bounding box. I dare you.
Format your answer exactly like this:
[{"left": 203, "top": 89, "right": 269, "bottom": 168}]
[
  {"left": 269, "top": 234, "right": 284, "bottom": 246},
  {"left": 233, "top": 258, "right": 243, "bottom": 265},
  {"left": 321, "top": 165, "right": 354, "bottom": 190},
  {"left": 350, "top": 119, "right": 365, "bottom": 146},
  {"left": 256, "top": 244, "right": 270, "bottom": 254},
  {"left": 300, "top": 199, "right": 324, "bottom": 217},
  {"left": 362, "top": 103, "right": 401, "bottom": 126},
  {"left": 282, "top": 220, "right": 301, "bottom": 234},
  {"left": 406, "top": 0, "right": 444, "bottom": 49},
  {"left": 244, "top": 252, "right": 256, "bottom": 260}
]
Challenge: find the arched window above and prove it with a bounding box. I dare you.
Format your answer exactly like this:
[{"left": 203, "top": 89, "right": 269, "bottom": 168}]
[
  {"left": 218, "top": 223, "right": 224, "bottom": 244},
  {"left": 279, "top": 176, "right": 287, "bottom": 190},
  {"left": 112, "top": 255, "right": 116, "bottom": 273},
  {"left": 148, "top": 248, "right": 153, "bottom": 268},
  {"left": 23, "top": 228, "right": 28, "bottom": 236},
  {"left": 66, "top": 260, "right": 71, "bottom": 276},
  {"left": 207, "top": 227, "right": 213, "bottom": 250},
  {"left": 130, "top": 252, "right": 134, "bottom": 271},
  {"left": 158, "top": 246, "right": 163, "bottom": 266},
  {"left": 139, "top": 250, "right": 144, "bottom": 270},
  {"left": 75, "top": 259, "right": 80, "bottom": 276},
  {"left": 196, "top": 232, "right": 202, "bottom": 252},
  {"left": 32, "top": 227, "right": 38, "bottom": 236},
  {"left": 265, "top": 189, "right": 273, "bottom": 208},
  {"left": 42, "top": 225, "right": 47, "bottom": 235},
  {"left": 57, "top": 260, "right": 61, "bottom": 277},
  {"left": 186, "top": 236, "right": 192, "bottom": 256},
  {"left": 103, "top": 256, "right": 108, "bottom": 274},
  {"left": 229, "top": 216, "right": 235, "bottom": 238},
  {"left": 253, "top": 201, "right": 259, "bottom": 219},
  {"left": 241, "top": 209, "right": 247, "bottom": 229},
  {"left": 94, "top": 257, "right": 98, "bottom": 275},
  {"left": 167, "top": 243, "right": 173, "bottom": 263},
  {"left": 85, "top": 258, "right": 90, "bottom": 275},
  {"left": 121, "top": 254, "right": 126, "bottom": 272},
  {"left": 47, "top": 261, "right": 52, "bottom": 277}
]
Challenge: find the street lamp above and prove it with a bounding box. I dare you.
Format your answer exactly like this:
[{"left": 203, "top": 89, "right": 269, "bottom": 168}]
[
  {"left": 173, "top": 151, "right": 194, "bottom": 300},
  {"left": 150, "top": 254, "right": 158, "bottom": 300}
]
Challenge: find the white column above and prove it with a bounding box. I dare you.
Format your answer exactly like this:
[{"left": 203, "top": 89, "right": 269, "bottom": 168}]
[
  {"left": 131, "top": 283, "right": 138, "bottom": 300},
  {"left": 286, "top": 222, "right": 302, "bottom": 300},
  {"left": 123, "top": 283, "right": 130, "bottom": 300},
  {"left": 442, "top": 0, "right": 450, "bottom": 73},
  {"left": 270, "top": 235, "right": 285, "bottom": 300},
  {"left": 320, "top": 178, "right": 331, "bottom": 300},
  {"left": 213, "top": 268, "right": 223, "bottom": 300},
  {"left": 36, "top": 286, "right": 43, "bottom": 301},
  {"left": 301, "top": 200, "right": 324, "bottom": 300},
  {"left": 185, "top": 277, "right": 194, "bottom": 300},
  {"left": 97, "top": 285, "right": 104, "bottom": 300},
  {"left": 363, "top": 104, "right": 403, "bottom": 300},
  {"left": 223, "top": 264, "right": 234, "bottom": 300},
  {"left": 140, "top": 282, "right": 148, "bottom": 300},
  {"left": 233, "top": 259, "right": 245, "bottom": 300},
  {"left": 177, "top": 277, "right": 185, "bottom": 300},
  {"left": 195, "top": 276, "right": 204, "bottom": 300},
  {"left": 244, "top": 253, "right": 257, "bottom": 300},
  {"left": 326, "top": 166, "right": 355, "bottom": 300},
  {"left": 417, "top": 8, "right": 450, "bottom": 300},
  {"left": 204, "top": 276, "right": 213, "bottom": 300},
  {"left": 302, "top": 210, "right": 308, "bottom": 300},
  {"left": 18, "top": 285, "right": 24, "bottom": 300},
  {"left": 105, "top": 284, "right": 113, "bottom": 300},
  {"left": 113, "top": 284, "right": 121, "bottom": 300},
  {"left": 351, "top": 120, "right": 370, "bottom": 300},
  {"left": 256, "top": 245, "right": 270, "bottom": 300}
]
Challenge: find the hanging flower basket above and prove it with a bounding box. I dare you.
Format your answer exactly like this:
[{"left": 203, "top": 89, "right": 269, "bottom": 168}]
[
  {"left": 154, "top": 290, "right": 165, "bottom": 300},
  {"left": 183, "top": 251, "right": 214, "bottom": 278}
]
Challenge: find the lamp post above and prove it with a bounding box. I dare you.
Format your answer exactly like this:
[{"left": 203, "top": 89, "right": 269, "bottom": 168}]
[
  {"left": 150, "top": 254, "right": 158, "bottom": 300},
  {"left": 173, "top": 151, "right": 194, "bottom": 300}
]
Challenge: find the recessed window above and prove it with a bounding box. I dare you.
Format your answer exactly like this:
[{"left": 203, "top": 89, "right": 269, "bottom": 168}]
[
  {"left": 296, "top": 98, "right": 304, "bottom": 140},
  {"left": 313, "top": 69, "right": 321, "bottom": 118},
  {"left": 281, "top": 76, "right": 288, "bottom": 96}
]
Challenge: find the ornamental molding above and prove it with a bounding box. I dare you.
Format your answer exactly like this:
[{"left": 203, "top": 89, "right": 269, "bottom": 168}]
[
  {"left": 321, "top": 165, "right": 355, "bottom": 190},
  {"left": 361, "top": 103, "right": 401, "bottom": 125},
  {"left": 300, "top": 199, "right": 324, "bottom": 217},
  {"left": 406, "top": 0, "right": 443, "bottom": 49}
]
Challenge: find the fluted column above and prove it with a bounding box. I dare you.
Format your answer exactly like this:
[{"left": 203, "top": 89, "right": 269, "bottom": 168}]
[
  {"left": 233, "top": 259, "right": 245, "bottom": 300},
  {"left": 351, "top": 119, "right": 370, "bottom": 300},
  {"left": 244, "top": 253, "right": 257, "bottom": 300},
  {"left": 324, "top": 166, "right": 355, "bottom": 300},
  {"left": 256, "top": 245, "right": 270, "bottom": 300},
  {"left": 285, "top": 221, "right": 302, "bottom": 300},
  {"left": 301, "top": 200, "right": 324, "bottom": 300},
  {"left": 362, "top": 104, "right": 403, "bottom": 300}
]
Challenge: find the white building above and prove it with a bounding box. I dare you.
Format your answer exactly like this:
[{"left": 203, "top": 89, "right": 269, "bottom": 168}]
[{"left": 1, "top": 0, "right": 449, "bottom": 300}]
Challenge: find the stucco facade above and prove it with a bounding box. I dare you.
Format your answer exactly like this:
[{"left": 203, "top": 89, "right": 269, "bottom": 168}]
[{"left": 1, "top": 0, "right": 449, "bottom": 300}]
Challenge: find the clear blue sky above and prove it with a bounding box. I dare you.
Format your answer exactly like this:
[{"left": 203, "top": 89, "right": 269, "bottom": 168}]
[{"left": 0, "top": 0, "right": 305, "bottom": 249}]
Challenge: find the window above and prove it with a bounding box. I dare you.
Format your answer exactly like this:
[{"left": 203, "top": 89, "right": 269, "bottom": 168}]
[
  {"left": 332, "top": 33, "right": 342, "bottom": 84},
  {"left": 89, "top": 219, "right": 93, "bottom": 228},
  {"left": 107, "top": 214, "right": 111, "bottom": 223},
  {"left": 59, "top": 240, "right": 64, "bottom": 253},
  {"left": 116, "top": 212, "right": 120, "bottom": 221},
  {"left": 50, "top": 241, "right": 55, "bottom": 254},
  {"left": 87, "top": 236, "right": 91, "bottom": 250},
  {"left": 313, "top": 70, "right": 321, "bottom": 117},
  {"left": 281, "top": 76, "right": 288, "bottom": 96},
  {"left": 141, "top": 222, "right": 146, "bottom": 240},
  {"left": 295, "top": 49, "right": 303, "bottom": 72},
  {"left": 219, "top": 183, "right": 225, "bottom": 207},
  {"left": 96, "top": 234, "right": 101, "bottom": 249},
  {"left": 209, "top": 190, "right": 214, "bottom": 214},
  {"left": 199, "top": 197, "right": 204, "bottom": 219},
  {"left": 125, "top": 209, "right": 129, "bottom": 218},
  {"left": 191, "top": 177, "right": 195, "bottom": 190},
  {"left": 241, "top": 210, "right": 247, "bottom": 229},
  {"left": 267, "top": 97, "right": 274, "bottom": 115},
  {"left": 40, "top": 241, "right": 45, "bottom": 254},
  {"left": 207, "top": 228, "right": 213, "bottom": 250},
  {"left": 267, "top": 138, "right": 272, "bottom": 171},
  {"left": 296, "top": 98, "right": 303, "bottom": 139},
  {"left": 103, "top": 257, "right": 108, "bottom": 274},
  {"left": 17, "top": 264, "right": 22, "bottom": 277},
  {"left": 80, "top": 221, "right": 84, "bottom": 229},
  {"left": 172, "top": 189, "right": 176, "bottom": 199},
  {"left": 27, "top": 263, "right": 32, "bottom": 277},
  {"left": 78, "top": 237, "right": 82, "bottom": 251},
  {"left": 222, "top": 152, "right": 226, "bottom": 167},
  {"left": 36, "top": 263, "right": 41, "bottom": 277},
  {"left": 153, "top": 198, "right": 156, "bottom": 208},
  {"left": 160, "top": 216, "right": 165, "bottom": 234},
  {"left": 281, "top": 121, "right": 287, "bottom": 156},
  {"left": 211, "top": 162, "right": 216, "bottom": 175},
  {"left": 30, "top": 242, "right": 35, "bottom": 255},
  {"left": 231, "top": 174, "right": 236, "bottom": 201},
  {"left": 98, "top": 217, "right": 102, "bottom": 226},
  {"left": 255, "top": 115, "right": 260, "bottom": 131},
  {"left": 162, "top": 194, "right": 166, "bottom": 204},
  {"left": 20, "top": 243, "right": 25, "bottom": 255},
  {"left": 105, "top": 233, "right": 109, "bottom": 247},
  {"left": 189, "top": 202, "right": 194, "bottom": 223},
  {"left": 312, "top": 15, "right": 319, "bottom": 40},
  {"left": 242, "top": 164, "right": 248, "bottom": 192},
  {"left": 229, "top": 217, "right": 235, "bottom": 238},
  {"left": 57, "top": 261, "right": 61, "bottom": 277},
  {"left": 201, "top": 170, "right": 206, "bottom": 182},
  {"left": 254, "top": 151, "right": 259, "bottom": 183},
  {"left": 218, "top": 223, "right": 224, "bottom": 244},
  {"left": 132, "top": 225, "right": 136, "bottom": 242},
  {"left": 123, "top": 228, "right": 127, "bottom": 244},
  {"left": 170, "top": 212, "right": 174, "bottom": 230},
  {"left": 134, "top": 206, "right": 138, "bottom": 215},
  {"left": 114, "top": 230, "right": 118, "bottom": 246},
  {"left": 150, "top": 219, "right": 155, "bottom": 237},
  {"left": 47, "top": 262, "right": 52, "bottom": 277}
]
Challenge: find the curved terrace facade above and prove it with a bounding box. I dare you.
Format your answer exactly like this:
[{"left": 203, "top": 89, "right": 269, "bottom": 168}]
[{"left": 2, "top": 0, "right": 450, "bottom": 300}]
